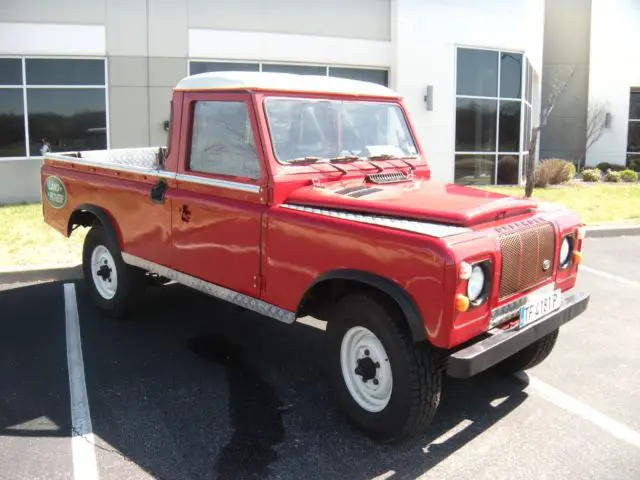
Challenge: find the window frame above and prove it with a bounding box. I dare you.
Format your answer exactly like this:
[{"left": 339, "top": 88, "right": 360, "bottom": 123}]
[
  {"left": 453, "top": 46, "right": 533, "bottom": 186},
  {"left": 182, "top": 92, "right": 264, "bottom": 184},
  {"left": 187, "top": 60, "right": 390, "bottom": 87},
  {"left": 627, "top": 88, "right": 640, "bottom": 165},
  {"left": 0, "top": 55, "right": 109, "bottom": 162}
]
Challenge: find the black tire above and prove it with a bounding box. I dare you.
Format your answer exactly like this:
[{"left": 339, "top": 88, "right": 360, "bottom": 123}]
[
  {"left": 496, "top": 329, "right": 559, "bottom": 375},
  {"left": 326, "top": 293, "right": 441, "bottom": 443},
  {"left": 82, "top": 226, "right": 146, "bottom": 319}
]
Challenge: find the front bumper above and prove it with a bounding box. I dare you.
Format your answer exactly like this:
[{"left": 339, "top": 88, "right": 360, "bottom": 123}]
[{"left": 446, "top": 291, "right": 590, "bottom": 378}]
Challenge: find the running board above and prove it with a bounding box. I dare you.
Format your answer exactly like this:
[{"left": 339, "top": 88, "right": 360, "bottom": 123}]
[{"left": 121, "top": 253, "right": 296, "bottom": 324}]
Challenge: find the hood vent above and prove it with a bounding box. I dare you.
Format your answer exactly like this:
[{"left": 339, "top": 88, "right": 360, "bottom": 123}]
[
  {"left": 334, "top": 185, "right": 383, "bottom": 198},
  {"left": 367, "top": 172, "right": 410, "bottom": 184}
]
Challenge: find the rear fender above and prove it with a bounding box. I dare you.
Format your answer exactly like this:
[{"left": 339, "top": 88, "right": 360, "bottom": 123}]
[{"left": 68, "top": 204, "right": 123, "bottom": 249}]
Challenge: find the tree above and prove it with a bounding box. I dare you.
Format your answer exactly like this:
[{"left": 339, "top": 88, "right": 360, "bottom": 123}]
[
  {"left": 524, "top": 65, "right": 575, "bottom": 198},
  {"left": 578, "top": 102, "right": 609, "bottom": 171}
]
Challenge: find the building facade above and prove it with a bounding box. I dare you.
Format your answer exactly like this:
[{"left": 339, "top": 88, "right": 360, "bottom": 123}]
[{"left": 0, "top": 0, "right": 545, "bottom": 204}]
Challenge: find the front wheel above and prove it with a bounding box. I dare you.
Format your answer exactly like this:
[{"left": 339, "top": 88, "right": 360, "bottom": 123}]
[
  {"left": 326, "top": 293, "right": 441, "bottom": 442},
  {"left": 496, "top": 329, "right": 559, "bottom": 375},
  {"left": 82, "top": 226, "right": 145, "bottom": 318}
]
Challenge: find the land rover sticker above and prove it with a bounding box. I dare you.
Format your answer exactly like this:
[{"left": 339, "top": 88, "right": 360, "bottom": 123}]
[{"left": 44, "top": 176, "right": 67, "bottom": 209}]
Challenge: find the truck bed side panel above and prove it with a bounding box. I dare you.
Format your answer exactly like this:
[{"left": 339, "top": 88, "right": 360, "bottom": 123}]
[{"left": 41, "top": 163, "right": 173, "bottom": 267}]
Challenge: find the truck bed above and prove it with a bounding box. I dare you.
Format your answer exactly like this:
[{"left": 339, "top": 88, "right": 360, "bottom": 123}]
[{"left": 45, "top": 147, "right": 167, "bottom": 173}]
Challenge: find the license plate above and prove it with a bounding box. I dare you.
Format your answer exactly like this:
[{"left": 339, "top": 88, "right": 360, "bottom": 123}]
[{"left": 519, "top": 289, "right": 562, "bottom": 328}]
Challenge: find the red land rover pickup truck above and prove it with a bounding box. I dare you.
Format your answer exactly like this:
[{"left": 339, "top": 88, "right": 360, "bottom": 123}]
[{"left": 41, "top": 71, "right": 590, "bottom": 442}]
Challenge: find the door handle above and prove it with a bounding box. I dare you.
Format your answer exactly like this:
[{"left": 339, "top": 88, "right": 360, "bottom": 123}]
[
  {"left": 179, "top": 205, "right": 191, "bottom": 223},
  {"left": 150, "top": 179, "right": 167, "bottom": 204}
]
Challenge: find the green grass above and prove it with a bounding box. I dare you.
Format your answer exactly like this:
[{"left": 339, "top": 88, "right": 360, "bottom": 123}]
[
  {"left": 479, "top": 183, "right": 640, "bottom": 225},
  {"left": 0, "top": 203, "right": 86, "bottom": 269}
]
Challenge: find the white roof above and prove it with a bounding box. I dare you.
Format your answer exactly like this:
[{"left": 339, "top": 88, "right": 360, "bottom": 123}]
[{"left": 175, "top": 71, "right": 400, "bottom": 98}]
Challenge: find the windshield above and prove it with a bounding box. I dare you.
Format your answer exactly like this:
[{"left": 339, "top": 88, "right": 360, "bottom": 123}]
[{"left": 263, "top": 98, "right": 418, "bottom": 163}]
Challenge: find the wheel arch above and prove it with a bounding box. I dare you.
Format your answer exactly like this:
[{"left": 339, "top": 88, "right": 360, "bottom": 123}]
[
  {"left": 297, "top": 269, "right": 427, "bottom": 343},
  {"left": 67, "top": 204, "right": 123, "bottom": 249}
]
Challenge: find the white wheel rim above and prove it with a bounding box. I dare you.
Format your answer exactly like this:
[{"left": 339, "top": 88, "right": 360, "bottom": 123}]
[
  {"left": 90, "top": 245, "right": 118, "bottom": 300},
  {"left": 340, "top": 326, "right": 393, "bottom": 413}
]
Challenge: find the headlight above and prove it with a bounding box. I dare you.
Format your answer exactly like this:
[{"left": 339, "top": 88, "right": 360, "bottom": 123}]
[
  {"left": 559, "top": 237, "right": 572, "bottom": 267},
  {"left": 467, "top": 265, "right": 486, "bottom": 302}
]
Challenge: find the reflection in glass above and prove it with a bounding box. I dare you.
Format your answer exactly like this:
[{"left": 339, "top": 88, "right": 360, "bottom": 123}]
[
  {"left": 455, "top": 98, "right": 497, "bottom": 152},
  {"left": 27, "top": 89, "right": 106, "bottom": 154},
  {"left": 500, "top": 53, "right": 523, "bottom": 98},
  {"left": 456, "top": 49, "right": 498, "bottom": 97},
  {"left": 26, "top": 59, "right": 105, "bottom": 86},
  {"left": 189, "top": 62, "right": 259, "bottom": 75},
  {"left": 455, "top": 154, "right": 496, "bottom": 185},
  {"left": 499, "top": 100, "right": 521, "bottom": 152},
  {"left": 0, "top": 89, "right": 26, "bottom": 157},
  {"left": 329, "top": 67, "right": 389, "bottom": 86},
  {"left": 497, "top": 155, "right": 519, "bottom": 185},
  {"left": 0, "top": 59, "right": 22, "bottom": 85},
  {"left": 627, "top": 123, "right": 640, "bottom": 153},
  {"left": 262, "top": 64, "right": 326, "bottom": 75},
  {"left": 629, "top": 90, "right": 640, "bottom": 120}
]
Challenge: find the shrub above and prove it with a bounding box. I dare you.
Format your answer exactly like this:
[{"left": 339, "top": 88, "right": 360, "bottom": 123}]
[
  {"left": 581, "top": 168, "right": 601, "bottom": 182},
  {"left": 620, "top": 169, "right": 638, "bottom": 182},
  {"left": 596, "top": 162, "right": 626, "bottom": 172},
  {"left": 536, "top": 158, "right": 576, "bottom": 186},
  {"left": 604, "top": 169, "right": 621, "bottom": 182},
  {"left": 627, "top": 157, "right": 640, "bottom": 173}
]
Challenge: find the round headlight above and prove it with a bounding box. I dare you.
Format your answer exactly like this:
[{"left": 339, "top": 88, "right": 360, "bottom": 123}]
[
  {"left": 467, "top": 265, "right": 486, "bottom": 302},
  {"left": 560, "top": 237, "right": 572, "bottom": 267}
]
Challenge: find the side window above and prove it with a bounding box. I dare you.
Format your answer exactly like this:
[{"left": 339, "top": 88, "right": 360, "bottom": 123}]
[{"left": 189, "top": 101, "right": 260, "bottom": 180}]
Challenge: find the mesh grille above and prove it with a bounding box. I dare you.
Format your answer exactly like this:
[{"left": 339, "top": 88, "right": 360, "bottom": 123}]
[{"left": 499, "top": 222, "right": 555, "bottom": 298}]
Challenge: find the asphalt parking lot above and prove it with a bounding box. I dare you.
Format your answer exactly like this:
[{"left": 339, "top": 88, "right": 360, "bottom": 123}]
[{"left": 1, "top": 236, "right": 639, "bottom": 480}]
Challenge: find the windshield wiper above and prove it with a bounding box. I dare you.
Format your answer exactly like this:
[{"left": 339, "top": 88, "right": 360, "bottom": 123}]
[
  {"left": 285, "top": 156, "right": 348, "bottom": 174},
  {"left": 367, "top": 154, "right": 417, "bottom": 171}
]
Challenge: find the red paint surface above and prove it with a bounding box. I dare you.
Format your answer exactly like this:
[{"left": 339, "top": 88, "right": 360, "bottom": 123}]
[{"left": 41, "top": 87, "right": 586, "bottom": 350}]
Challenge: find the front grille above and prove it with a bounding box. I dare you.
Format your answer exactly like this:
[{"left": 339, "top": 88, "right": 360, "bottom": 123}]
[{"left": 498, "top": 222, "right": 555, "bottom": 298}]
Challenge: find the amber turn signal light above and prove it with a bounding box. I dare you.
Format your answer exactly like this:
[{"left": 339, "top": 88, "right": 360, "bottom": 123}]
[
  {"left": 455, "top": 294, "right": 470, "bottom": 312},
  {"left": 573, "top": 251, "right": 583, "bottom": 265}
]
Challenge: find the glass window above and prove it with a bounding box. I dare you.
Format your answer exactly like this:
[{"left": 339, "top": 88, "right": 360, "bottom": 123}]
[
  {"left": 0, "top": 59, "right": 22, "bottom": 85},
  {"left": 262, "top": 64, "right": 326, "bottom": 75},
  {"left": 328, "top": 67, "right": 389, "bottom": 86},
  {"left": 627, "top": 123, "right": 640, "bottom": 153},
  {"left": 497, "top": 155, "right": 519, "bottom": 185},
  {"left": 498, "top": 100, "right": 521, "bottom": 151},
  {"left": 500, "top": 53, "right": 523, "bottom": 99},
  {"left": 0, "top": 89, "right": 26, "bottom": 157},
  {"left": 27, "top": 89, "right": 107, "bottom": 154},
  {"left": 189, "top": 101, "right": 260, "bottom": 179},
  {"left": 454, "top": 154, "right": 496, "bottom": 185},
  {"left": 456, "top": 49, "right": 498, "bottom": 97},
  {"left": 629, "top": 90, "right": 640, "bottom": 120},
  {"left": 189, "top": 61, "right": 259, "bottom": 75},
  {"left": 264, "top": 98, "right": 417, "bottom": 163},
  {"left": 26, "top": 59, "right": 104, "bottom": 86},
  {"left": 524, "top": 104, "right": 531, "bottom": 151},
  {"left": 455, "top": 98, "right": 497, "bottom": 152}
]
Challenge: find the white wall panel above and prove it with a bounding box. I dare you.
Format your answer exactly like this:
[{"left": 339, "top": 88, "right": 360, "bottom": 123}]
[
  {"left": 189, "top": 29, "right": 391, "bottom": 68},
  {"left": 0, "top": 23, "right": 106, "bottom": 56}
]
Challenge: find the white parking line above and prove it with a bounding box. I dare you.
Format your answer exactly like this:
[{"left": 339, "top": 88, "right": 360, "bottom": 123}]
[
  {"left": 64, "top": 283, "right": 99, "bottom": 480},
  {"left": 515, "top": 372, "right": 640, "bottom": 449},
  {"left": 581, "top": 265, "right": 640, "bottom": 289}
]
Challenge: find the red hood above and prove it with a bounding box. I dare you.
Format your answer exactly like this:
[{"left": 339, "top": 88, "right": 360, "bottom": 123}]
[{"left": 285, "top": 179, "right": 538, "bottom": 226}]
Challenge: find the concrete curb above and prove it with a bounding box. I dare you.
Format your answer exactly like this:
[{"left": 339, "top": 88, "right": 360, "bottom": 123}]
[
  {"left": 0, "top": 264, "right": 82, "bottom": 284},
  {"left": 585, "top": 225, "right": 640, "bottom": 238}
]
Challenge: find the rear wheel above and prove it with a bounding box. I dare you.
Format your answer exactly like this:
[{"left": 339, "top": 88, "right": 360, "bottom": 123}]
[
  {"left": 326, "top": 293, "right": 441, "bottom": 442},
  {"left": 496, "top": 329, "right": 559, "bottom": 374},
  {"left": 82, "top": 226, "right": 145, "bottom": 318}
]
